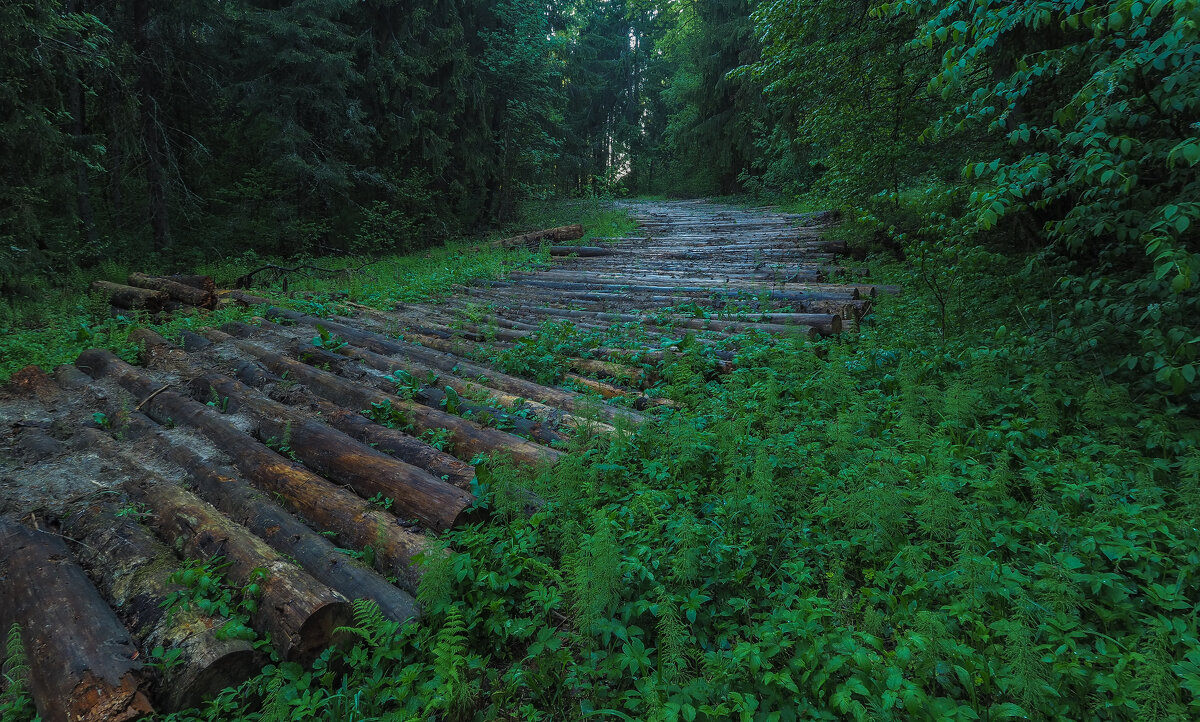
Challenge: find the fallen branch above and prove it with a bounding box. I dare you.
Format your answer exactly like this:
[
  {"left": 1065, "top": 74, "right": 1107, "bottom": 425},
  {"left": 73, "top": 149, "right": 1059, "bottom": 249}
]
[{"left": 235, "top": 259, "right": 382, "bottom": 289}]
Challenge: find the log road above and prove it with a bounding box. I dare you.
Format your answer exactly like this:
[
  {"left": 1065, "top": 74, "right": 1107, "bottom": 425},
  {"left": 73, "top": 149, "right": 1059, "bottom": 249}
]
[{"left": 0, "top": 200, "right": 887, "bottom": 719}]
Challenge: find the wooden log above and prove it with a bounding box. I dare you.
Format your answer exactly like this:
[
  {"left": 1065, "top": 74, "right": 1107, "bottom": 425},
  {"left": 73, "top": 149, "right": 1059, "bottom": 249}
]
[
  {"left": 91, "top": 280, "right": 167, "bottom": 312},
  {"left": 179, "top": 329, "right": 213, "bottom": 351},
  {"left": 13, "top": 424, "right": 63, "bottom": 462},
  {"left": 322, "top": 338, "right": 615, "bottom": 435},
  {"left": 547, "top": 245, "right": 611, "bottom": 257},
  {"left": 318, "top": 406, "right": 478, "bottom": 490},
  {"left": 54, "top": 363, "right": 96, "bottom": 390},
  {"left": 125, "top": 480, "right": 352, "bottom": 662},
  {"left": 566, "top": 357, "right": 649, "bottom": 386},
  {"left": 279, "top": 336, "right": 569, "bottom": 447},
  {"left": 187, "top": 372, "right": 476, "bottom": 532},
  {"left": 164, "top": 275, "right": 216, "bottom": 294},
  {"left": 61, "top": 502, "right": 259, "bottom": 711},
  {"left": 496, "top": 278, "right": 858, "bottom": 302},
  {"left": 74, "top": 349, "right": 432, "bottom": 594},
  {"left": 491, "top": 224, "right": 583, "bottom": 250},
  {"left": 127, "top": 273, "right": 215, "bottom": 309},
  {"left": 0, "top": 516, "right": 155, "bottom": 722},
  {"left": 205, "top": 331, "right": 564, "bottom": 468},
  {"left": 249, "top": 303, "right": 646, "bottom": 425},
  {"left": 561, "top": 373, "right": 677, "bottom": 409},
  {"left": 492, "top": 303, "right": 835, "bottom": 337},
  {"left": 126, "top": 424, "right": 419, "bottom": 623}
]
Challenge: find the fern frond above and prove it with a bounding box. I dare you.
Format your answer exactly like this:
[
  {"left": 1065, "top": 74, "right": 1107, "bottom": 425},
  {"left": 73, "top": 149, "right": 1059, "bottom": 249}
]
[
  {"left": 256, "top": 668, "right": 288, "bottom": 722},
  {"left": 1, "top": 623, "right": 29, "bottom": 698},
  {"left": 432, "top": 606, "right": 476, "bottom": 719},
  {"left": 333, "top": 599, "right": 396, "bottom": 647}
]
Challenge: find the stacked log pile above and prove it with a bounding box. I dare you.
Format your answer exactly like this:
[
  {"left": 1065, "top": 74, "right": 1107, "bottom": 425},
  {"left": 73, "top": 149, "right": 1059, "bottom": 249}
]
[
  {"left": 0, "top": 201, "right": 887, "bottom": 718},
  {"left": 363, "top": 201, "right": 883, "bottom": 372},
  {"left": 91, "top": 274, "right": 217, "bottom": 316}
]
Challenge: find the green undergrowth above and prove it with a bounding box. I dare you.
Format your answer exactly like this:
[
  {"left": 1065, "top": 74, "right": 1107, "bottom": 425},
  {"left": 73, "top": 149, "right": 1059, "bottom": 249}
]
[
  {"left": 0, "top": 200, "right": 631, "bottom": 383},
  {"left": 142, "top": 251, "right": 1200, "bottom": 721}
]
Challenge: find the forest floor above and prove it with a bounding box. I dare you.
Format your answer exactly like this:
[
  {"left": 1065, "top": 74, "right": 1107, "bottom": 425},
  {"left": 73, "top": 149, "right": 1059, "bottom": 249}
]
[{"left": 2, "top": 200, "right": 1198, "bottom": 721}]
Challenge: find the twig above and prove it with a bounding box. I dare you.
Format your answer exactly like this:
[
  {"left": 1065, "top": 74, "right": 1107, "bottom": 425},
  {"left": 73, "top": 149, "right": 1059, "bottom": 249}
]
[
  {"left": 136, "top": 385, "right": 171, "bottom": 411},
  {"left": 235, "top": 259, "right": 382, "bottom": 288}
]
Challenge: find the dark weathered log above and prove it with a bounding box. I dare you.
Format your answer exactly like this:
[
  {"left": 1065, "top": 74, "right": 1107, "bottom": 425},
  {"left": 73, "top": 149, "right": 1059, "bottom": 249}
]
[
  {"left": 0, "top": 516, "right": 155, "bottom": 722},
  {"left": 548, "top": 245, "right": 612, "bottom": 257},
  {"left": 188, "top": 372, "right": 475, "bottom": 532},
  {"left": 491, "top": 224, "right": 584, "bottom": 250},
  {"left": 205, "top": 331, "right": 564, "bottom": 467},
  {"left": 61, "top": 502, "right": 259, "bottom": 711},
  {"left": 497, "top": 277, "right": 857, "bottom": 302},
  {"left": 125, "top": 480, "right": 352, "bottom": 662},
  {"left": 505, "top": 304, "right": 838, "bottom": 337},
  {"left": 91, "top": 280, "right": 167, "bottom": 312},
  {"left": 54, "top": 363, "right": 96, "bottom": 390},
  {"left": 128, "top": 273, "right": 216, "bottom": 309},
  {"left": 179, "top": 329, "right": 213, "bottom": 351},
  {"left": 163, "top": 275, "right": 215, "bottom": 294},
  {"left": 124, "top": 425, "right": 419, "bottom": 623},
  {"left": 75, "top": 349, "right": 432, "bottom": 594},
  {"left": 13, "top": 423, "right": 63, "bottom": 462}
]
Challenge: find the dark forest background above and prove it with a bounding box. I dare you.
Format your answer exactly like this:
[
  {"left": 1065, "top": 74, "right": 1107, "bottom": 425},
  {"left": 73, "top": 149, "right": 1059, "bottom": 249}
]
[{"left": 2, "top": 0, "right": 1197, "bottom": 396}]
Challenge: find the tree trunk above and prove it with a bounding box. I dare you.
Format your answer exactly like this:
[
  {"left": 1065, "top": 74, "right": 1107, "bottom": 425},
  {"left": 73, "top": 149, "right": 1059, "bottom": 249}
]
[
  {"left": 75, "top": 349, "right": 433, "bottom": 594},
  {"left": 0, "top": 516, "right": 155, "bottom": 722},
  {"left": 64, "top": 0, "right": 98, "bottom": 252},
  {"left": 131, "top": 0, "right": 170, "bottom": 252},
  {"left": 61, "top": 502, "right": 259, "bottom": 711}
]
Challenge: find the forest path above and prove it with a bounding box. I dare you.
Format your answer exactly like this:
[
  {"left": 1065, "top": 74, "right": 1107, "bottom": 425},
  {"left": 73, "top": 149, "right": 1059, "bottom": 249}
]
[{"left": 0, "top": 198, "right": 875, "bottom": 716}]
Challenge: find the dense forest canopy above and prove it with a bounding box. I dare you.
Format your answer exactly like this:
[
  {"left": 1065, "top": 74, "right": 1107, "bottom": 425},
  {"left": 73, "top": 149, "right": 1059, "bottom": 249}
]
[{"left": 2, "top": 0, "right": 1197, "bottom": 398}]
